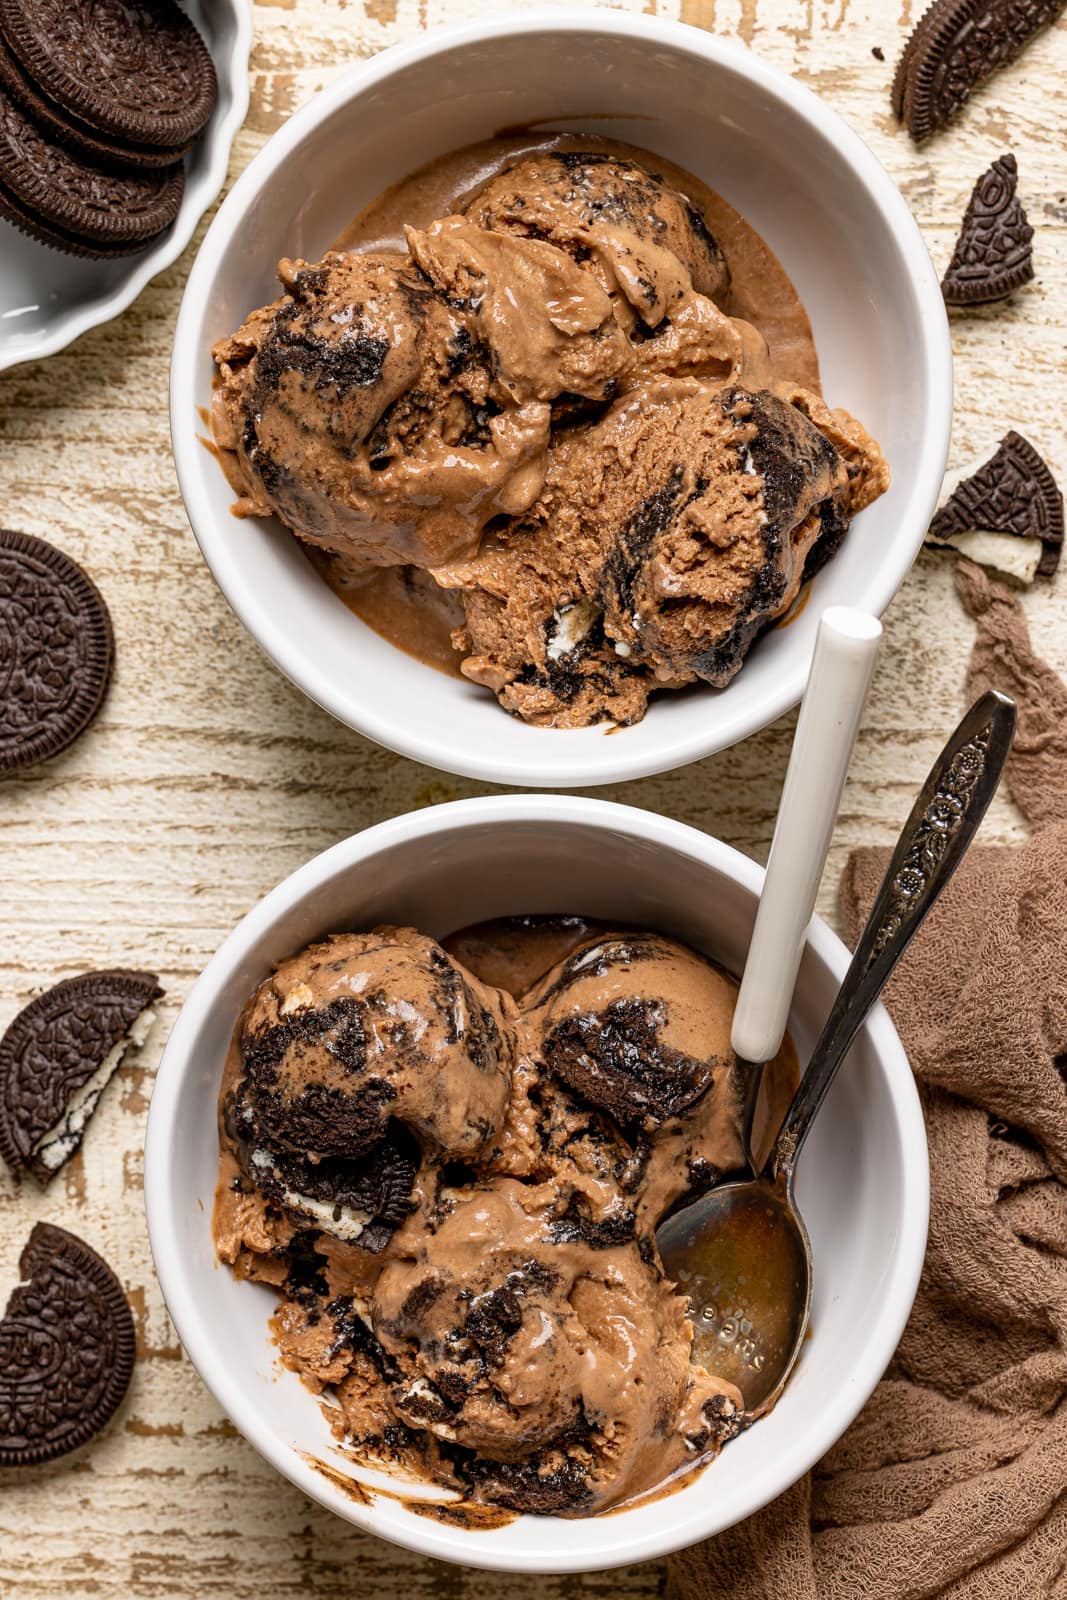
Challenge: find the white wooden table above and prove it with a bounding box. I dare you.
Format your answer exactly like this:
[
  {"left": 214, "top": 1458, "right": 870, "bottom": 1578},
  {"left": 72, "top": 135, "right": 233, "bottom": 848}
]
[{"left": 1, "top": 2, "right": 1064, "bottom": 1593}]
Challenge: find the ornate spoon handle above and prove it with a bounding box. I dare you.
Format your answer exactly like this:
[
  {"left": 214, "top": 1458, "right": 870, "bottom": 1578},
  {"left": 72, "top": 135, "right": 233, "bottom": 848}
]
[{"left": 769, "top": 689, "right": 1016, "bottom": 1187}]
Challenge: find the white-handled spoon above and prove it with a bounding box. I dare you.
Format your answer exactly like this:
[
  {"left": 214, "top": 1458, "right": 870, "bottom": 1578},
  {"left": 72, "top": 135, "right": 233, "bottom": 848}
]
[{"left": 734, "top": 606, "right": 882, "bottom": 1166}]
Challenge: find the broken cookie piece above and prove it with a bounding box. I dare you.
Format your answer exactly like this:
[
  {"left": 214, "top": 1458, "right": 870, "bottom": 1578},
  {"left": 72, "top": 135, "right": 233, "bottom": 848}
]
[
  {"left": 927, "top": 431, "right": 1063, "bottom": 581},
  {"left": 0, "top": 968, "right": 163, "bottom": 1183},
  {"left": 942, "top": 154, "right": 1033, "bottom": 307},
  {"left": 524, "top": 931, "right": 733, "bottom": 1130},
  {"left": 893, "top": 0, "right": 1067, "bottom": 143},
  {"left": 0, "top": 1222, "right": 135, "bottom": 1466}
]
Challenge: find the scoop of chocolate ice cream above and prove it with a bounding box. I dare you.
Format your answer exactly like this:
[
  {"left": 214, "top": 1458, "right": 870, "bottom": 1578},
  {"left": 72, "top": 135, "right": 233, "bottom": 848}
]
[
  {"left": 211, "top": 252, "right": 556, "bottom": 568},
  {"left": 597, "top": 382, "right": 854, "bottom": 686},
  {"left": 371, "top": 1176, "right": 729, "bottom": 1511},
  {"left": 464, "top": 150, "right": 731, "bottom": 321},
  {"left": 523, "top": 931, "right": 736, "bottom": 1131},
  {"left": 235, "top": 928, "right": 516, "bottom": 1165},
  {"left": 442, "top": 377, "right": 879, "bottom": 724}
]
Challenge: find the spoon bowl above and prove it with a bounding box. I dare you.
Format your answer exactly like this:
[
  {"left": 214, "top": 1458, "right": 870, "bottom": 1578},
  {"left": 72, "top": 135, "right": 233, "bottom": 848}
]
[
  {"left": 658, "top": 690, "right": 1016, "bottom": 1413},
  {"left": 659, "top": 1177, "right": 810, "bottom": 1413}
]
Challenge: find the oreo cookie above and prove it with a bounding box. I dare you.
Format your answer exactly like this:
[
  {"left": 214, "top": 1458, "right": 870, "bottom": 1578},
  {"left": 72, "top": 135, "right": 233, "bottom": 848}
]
[
  {"left": 541, "top": 996, "right": 716, "bottom": 1127},
  {"left": 463, "top": 1447, "right": 594, "bottom": 1515},
  {"left": 928, "top": 431, "right": 1063, "bottom": 578},
  {"left": 0, "top": 530, "right": 114, "bottom": 771},
  {"left": 942, "top": 154, "right": 1034, "bottom": 306},
  {"left": 0, "top": 85, "right": 184, "bottom": 251},
  {"left": 893, "top": 0, "right": 1066, "bottom": 142},
  {"left": 0, "top": 0, "right": 216, "bottom": 152},
  {"left": 229, "top": 1101, "right": 419, "bottom": 1254},
  {"left": 0, "top": 969, "right": 163, "bottom": 1184},
  {"left": 0, "top": 31, "right": 188, "bottom": 170},
  {"left": 0, "top": 1222, "right": 135, "bottom": 1467}
]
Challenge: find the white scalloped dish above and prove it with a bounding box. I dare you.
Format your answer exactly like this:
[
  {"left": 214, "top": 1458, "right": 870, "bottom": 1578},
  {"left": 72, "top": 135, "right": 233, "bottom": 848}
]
[{"left": 0, "top": 0, "right": 251, "bottom": 373}]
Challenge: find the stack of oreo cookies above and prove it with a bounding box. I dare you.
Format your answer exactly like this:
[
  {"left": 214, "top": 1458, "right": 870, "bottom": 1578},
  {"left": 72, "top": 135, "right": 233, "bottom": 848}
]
[{"left": 0, "top": 0, "right": 217, "bottom": 257}]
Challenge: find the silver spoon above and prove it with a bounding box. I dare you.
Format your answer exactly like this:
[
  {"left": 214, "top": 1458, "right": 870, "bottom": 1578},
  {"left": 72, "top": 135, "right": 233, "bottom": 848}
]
[{"left": 657, "top": 689, "right": 1016, "bottom": 1415}]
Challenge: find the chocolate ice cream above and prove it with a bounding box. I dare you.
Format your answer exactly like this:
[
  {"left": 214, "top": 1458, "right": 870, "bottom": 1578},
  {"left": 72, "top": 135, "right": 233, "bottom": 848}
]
[
  {"left": 440, "top": 378, "right": 867, "bottom": 725},
  {"left": 214, "top": 918, "right": 796, "bottom": 1517},
  {"left": 211, "top": 134, "right": 888, "bottom": 725}
]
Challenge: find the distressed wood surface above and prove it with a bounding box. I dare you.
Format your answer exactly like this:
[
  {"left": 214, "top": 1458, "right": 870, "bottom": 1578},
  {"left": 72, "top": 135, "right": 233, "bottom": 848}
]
[{"left": 1, "top": 1, "right": 1065, "bottom": 1594}]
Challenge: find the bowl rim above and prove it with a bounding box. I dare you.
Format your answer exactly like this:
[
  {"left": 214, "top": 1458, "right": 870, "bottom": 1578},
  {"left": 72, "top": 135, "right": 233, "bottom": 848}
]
[
  {"left": 169, "top": 7, "right": 953, "bottom": 790},
  {"left": 144, "top": 793, "right": 930, "bottom": 1573},
  {"left": 0, "top": 0, "right": 254, "bottom": 374}
]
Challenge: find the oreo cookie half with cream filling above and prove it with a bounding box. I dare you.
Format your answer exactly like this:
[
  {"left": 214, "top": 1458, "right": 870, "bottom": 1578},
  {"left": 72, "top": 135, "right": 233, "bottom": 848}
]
[{"left": 0, "top": 970, "right": 162, "bottom": 1184}]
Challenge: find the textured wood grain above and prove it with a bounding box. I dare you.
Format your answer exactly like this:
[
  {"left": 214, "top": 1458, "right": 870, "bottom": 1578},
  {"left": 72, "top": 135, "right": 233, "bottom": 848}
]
[{"left": 1, "top": 1, "right": 1064, "bottom": 1594}]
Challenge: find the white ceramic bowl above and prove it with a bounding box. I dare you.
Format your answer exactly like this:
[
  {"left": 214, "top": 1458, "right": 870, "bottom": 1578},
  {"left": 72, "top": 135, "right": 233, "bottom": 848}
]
[
  {"left": 170, "top": 10, "right": 951, "bottom": 789},
  {"left": 144, "top": 795, "right": 929, "bottom": 1574},
  {"left": 0, "top": 0, "right": 252, "bottom": 373}
]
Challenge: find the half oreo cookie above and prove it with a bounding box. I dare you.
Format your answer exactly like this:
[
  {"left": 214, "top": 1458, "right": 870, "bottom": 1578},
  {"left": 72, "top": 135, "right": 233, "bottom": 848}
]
[
  {"left": 0, "top": 969, "right": 163, "bottom": 1184},
  {"left": 893, "top": 0, "right": 1066, "bottom": 142},
  {"left": 0, "top": 1222, "right": 135, "bottom": 1467},
  {"left": 928, "top": 431, "right": 1063, "bottom": 579}
]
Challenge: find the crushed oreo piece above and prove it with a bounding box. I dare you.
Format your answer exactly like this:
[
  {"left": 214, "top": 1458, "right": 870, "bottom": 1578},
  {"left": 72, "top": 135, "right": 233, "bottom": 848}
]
[
  {"left": 942, "top": 154, "right": 1033, "bottom": 306},
  {"left": 233, "top": 1115, "right": 419, "bottom": 1253},
  {"left": 463, "top": 1447, "right": 594, "bottom": 1514},
  {"left": 548, "top": 1197, "right": 638, "bottom": 1249},
  {"left": 542, "top": 996, "right": 716, "bottom": 1129}
]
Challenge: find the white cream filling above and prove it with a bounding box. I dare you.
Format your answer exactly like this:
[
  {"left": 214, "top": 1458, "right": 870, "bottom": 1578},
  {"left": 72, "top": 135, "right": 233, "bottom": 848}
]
[
  {"left": 398, "top": 1377, "right": 458, "bottom": 1442},
  {"left": 946, "top": 528, "right": 1042, "bottom": 584},
  {"left": 252, "top": 1148, "right": 372, "bottom": 1242},
  {"left": 546, "top": 599, "right": 598, "bottom": 661},
  {"left": 34, "top": 1007, "right": 156, "bottom": 1172}
]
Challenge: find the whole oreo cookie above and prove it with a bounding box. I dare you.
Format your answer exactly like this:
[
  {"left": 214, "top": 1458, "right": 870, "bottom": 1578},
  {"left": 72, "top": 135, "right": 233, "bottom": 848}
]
[
  {"left": 0, "top": 1222, "right": 135, "bottom": 1467},
  {"left": 0, "top": 178, "right": 156, "bottom": 256},
  {"left": 0, "top": 969, "right": 163, "bottom": 1184},
  {"left": 0, "top": 31, "right": 188, "bottom": 170},
  {"left": 0, "top": 85, "right": 183, "bottom": 249},
  {"left": 893, "top": 0, "right": 1066, "bottom": 142},
  {"left": 0, "top": 530, "right": 114, "bottom": 771},
  {"left": 0, "top": 0, "right": 217, "bottom": 152},
  {"left": 942, "top": 153, "right": 1034, "bottom": 305}
]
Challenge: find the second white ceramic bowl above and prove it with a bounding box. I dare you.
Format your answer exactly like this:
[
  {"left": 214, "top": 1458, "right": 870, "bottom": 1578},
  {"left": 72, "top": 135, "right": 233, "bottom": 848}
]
[
  {"left": 144, "top": 796, "right": 929, "bottom": 1573},
  {"left": 171, "top": 11, "right": 951, "bottom": 788}
]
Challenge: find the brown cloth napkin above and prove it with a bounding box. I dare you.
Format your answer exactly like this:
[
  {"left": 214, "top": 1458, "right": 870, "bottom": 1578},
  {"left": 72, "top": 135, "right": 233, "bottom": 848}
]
[{"left": 669, "top": 563, "right": 1067, "bottom": 1600}]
